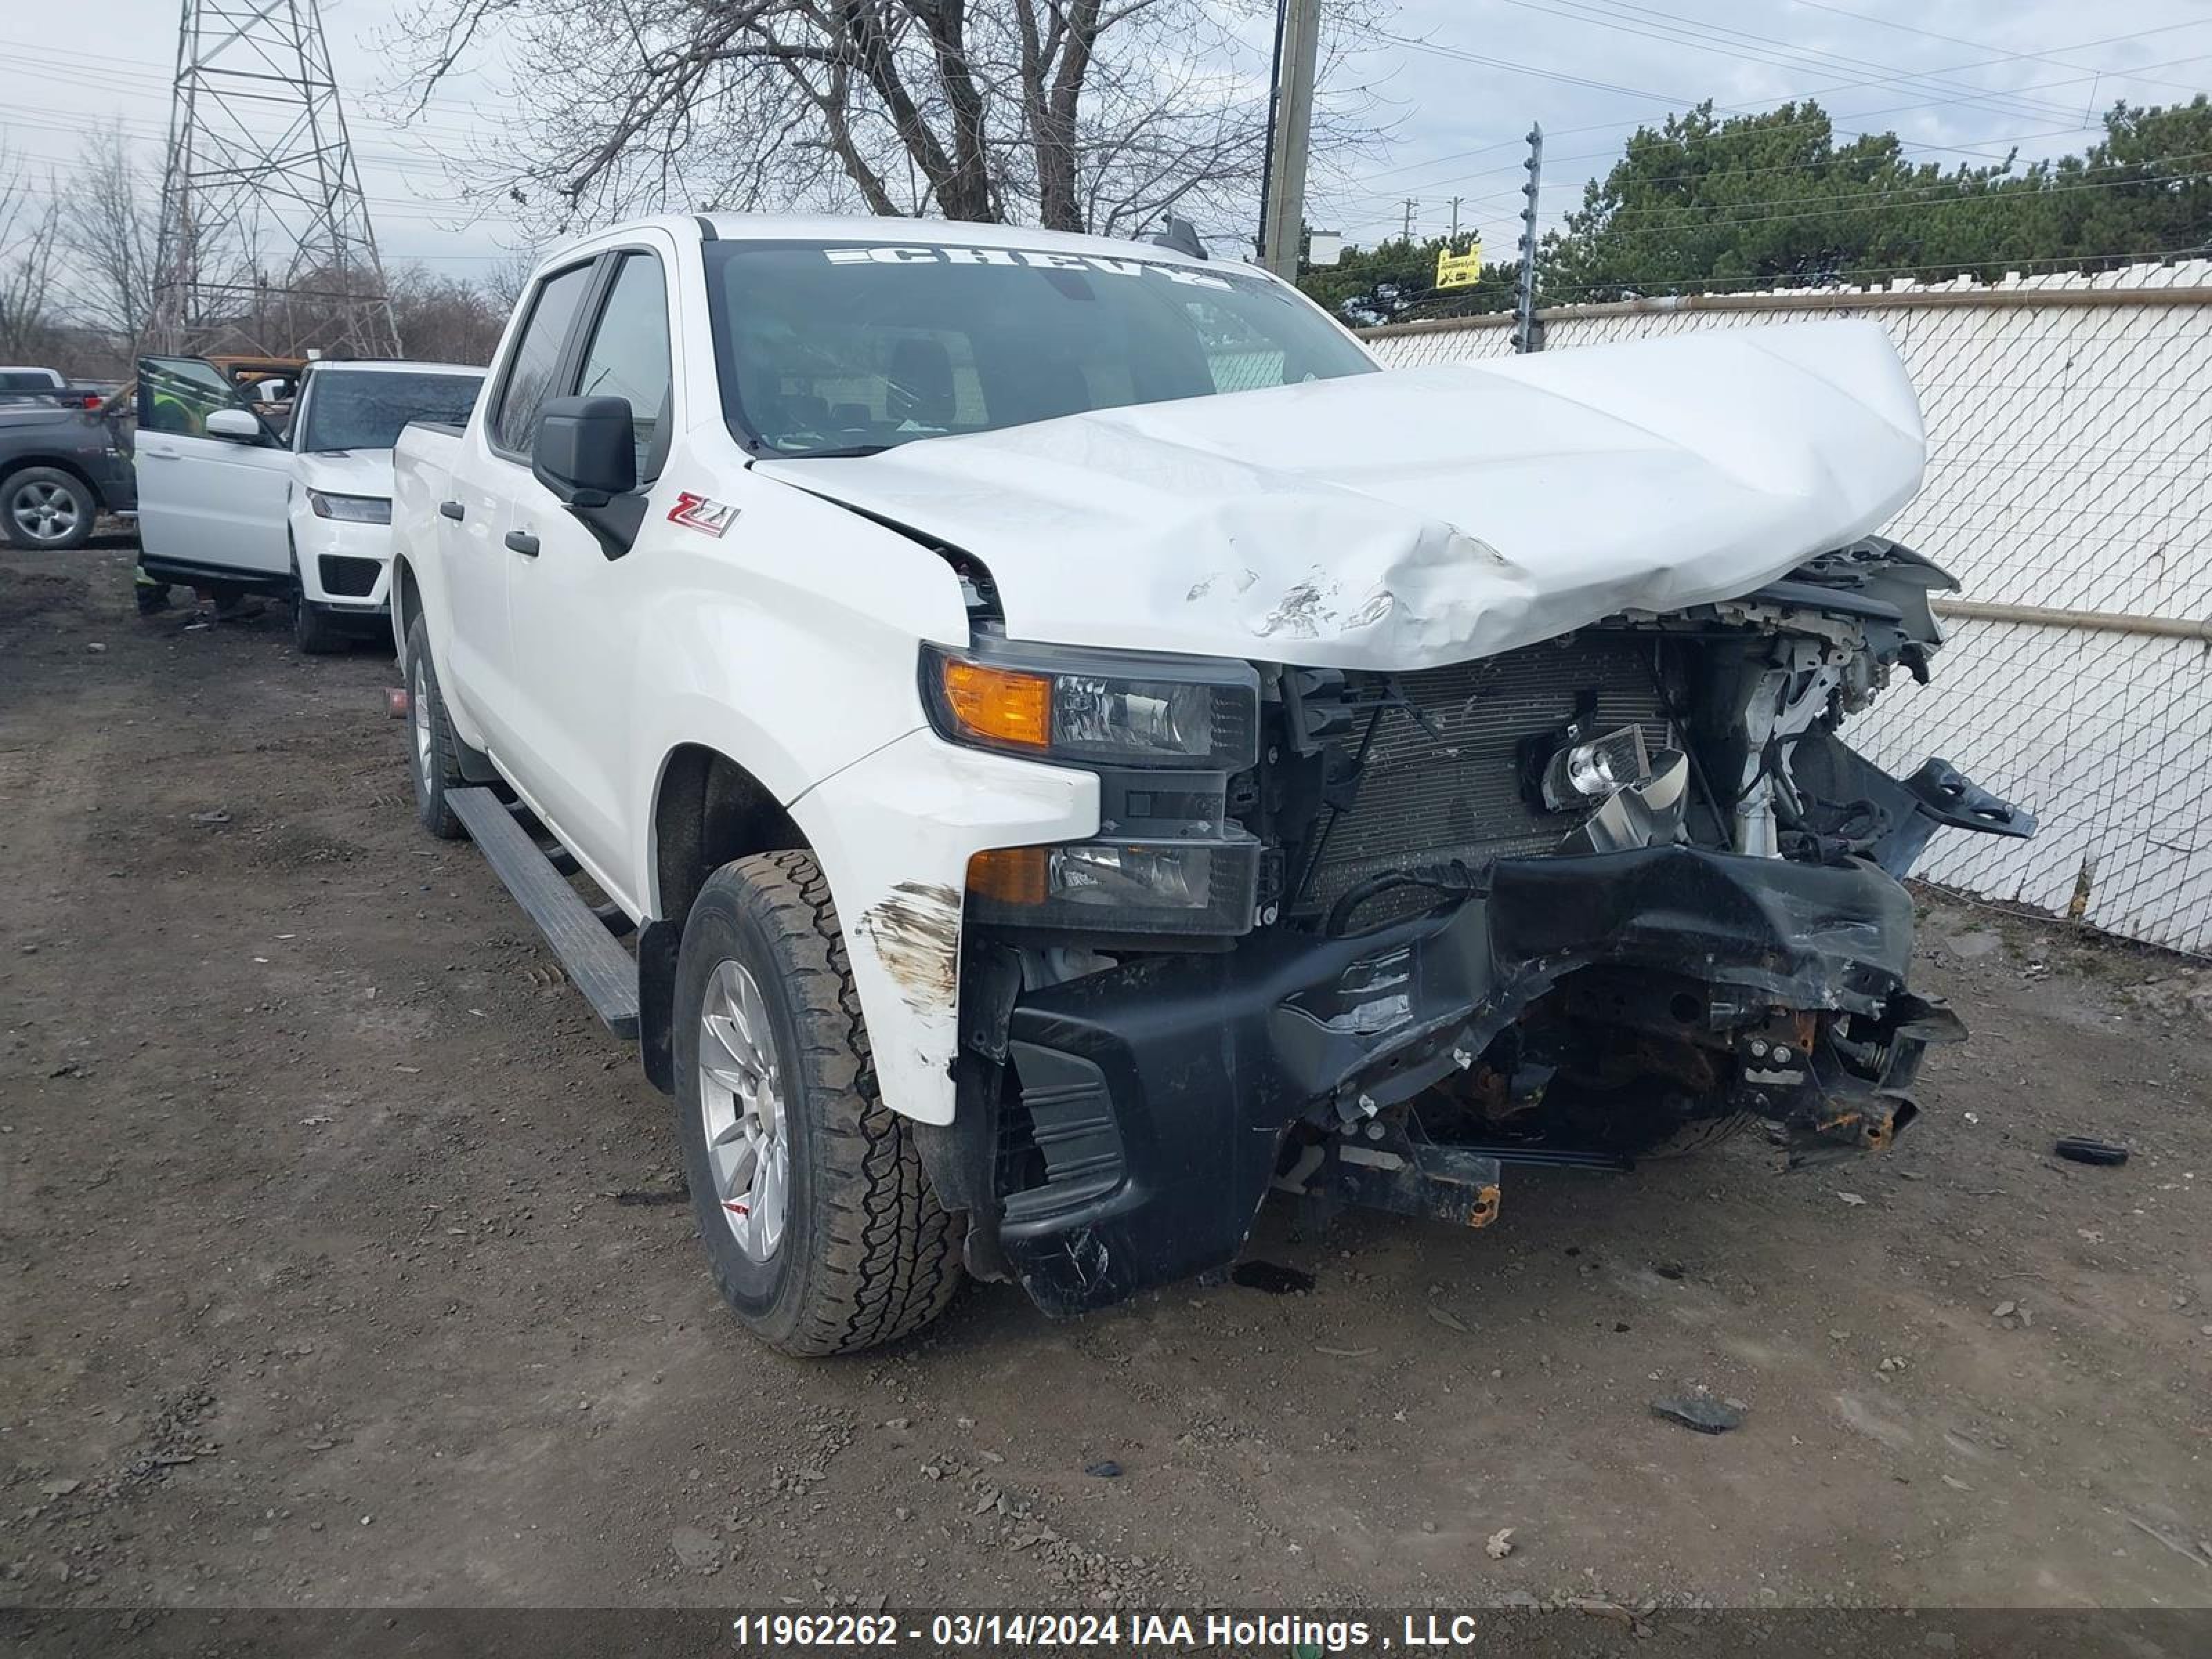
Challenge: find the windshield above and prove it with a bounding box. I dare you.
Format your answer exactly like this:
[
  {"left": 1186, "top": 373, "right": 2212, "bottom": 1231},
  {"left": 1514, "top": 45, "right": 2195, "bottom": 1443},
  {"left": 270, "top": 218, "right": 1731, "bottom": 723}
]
[
  {"left": 706, "top": 241, "right": 1376, "bottom": 458},
  {"left": 299, "top": 370, "right": 483, "bottom": 452}
]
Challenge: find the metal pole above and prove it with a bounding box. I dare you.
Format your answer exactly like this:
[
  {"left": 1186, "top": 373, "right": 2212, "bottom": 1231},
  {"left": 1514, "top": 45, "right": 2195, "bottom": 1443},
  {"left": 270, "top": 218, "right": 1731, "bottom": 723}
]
[
  {"left": 1512, "top": 123, "right": 1543, "bottom": 353},
  {"left": 1933, "top": 597, "right": 2212, "bottom": 642},
  {"left": 1402, "top": 198, "right": 1416, "bottom": 241},
  {"left": 1259, "top": 0, "right": 1322, "bottom": 281},
  {"left": 1449, "top": 195, "right": 1462, "bottom": 243},
  {"left": 1253, "top": 0, "right": 1288, "bottom": 261}
]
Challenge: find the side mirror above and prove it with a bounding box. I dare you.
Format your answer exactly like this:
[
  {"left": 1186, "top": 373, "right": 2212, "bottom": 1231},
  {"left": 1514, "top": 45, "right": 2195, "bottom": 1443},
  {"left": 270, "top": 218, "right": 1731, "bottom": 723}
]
[
  {"left": 533, "top": 395, "right": 637, "bottom": 507},
  {"left": 205, "top": 406, "right": 267, "bottom": 443},
  {"left": 531, "top": 395, "right": 645, "bottom": 560}
]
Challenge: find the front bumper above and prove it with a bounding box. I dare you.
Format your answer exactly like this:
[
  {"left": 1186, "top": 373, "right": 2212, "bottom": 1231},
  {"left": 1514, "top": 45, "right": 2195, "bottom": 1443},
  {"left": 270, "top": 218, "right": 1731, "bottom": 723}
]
[
  {"left": 291, "top": 510, "right": 393, "bottom": 610},
  {"left": 993, "top": 845, "right": 1936, "bottom": 1316}
]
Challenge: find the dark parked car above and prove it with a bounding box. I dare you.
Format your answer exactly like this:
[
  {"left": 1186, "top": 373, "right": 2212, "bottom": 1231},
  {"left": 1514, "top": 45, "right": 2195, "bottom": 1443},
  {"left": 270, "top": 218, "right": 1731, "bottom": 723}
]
[{"left": 0, "top": 402, "right": 137, "bottom": 550}]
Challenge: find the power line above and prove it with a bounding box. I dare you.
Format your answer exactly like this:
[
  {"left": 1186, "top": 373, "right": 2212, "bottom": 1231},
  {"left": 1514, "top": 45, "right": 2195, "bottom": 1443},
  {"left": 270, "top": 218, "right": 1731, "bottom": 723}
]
[
  {"left": 1327, "top": 19, "right": 2212, "bottom": 219},
  {"left": 1782, "top": 2, "right": 2212, "bottom": 98},
  {"left": 1472, "top": 0, "right": 2087, "bottom": 129},
  {"left": 1320, "top": 116, "right": 2108, "bottom": 218}
]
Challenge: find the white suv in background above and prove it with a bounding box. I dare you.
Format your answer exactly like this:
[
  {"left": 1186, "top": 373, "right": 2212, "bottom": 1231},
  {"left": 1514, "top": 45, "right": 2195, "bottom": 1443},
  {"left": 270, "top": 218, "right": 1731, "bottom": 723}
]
[{"left": 135, "top": 357, "right": 485, "bottom": 650}]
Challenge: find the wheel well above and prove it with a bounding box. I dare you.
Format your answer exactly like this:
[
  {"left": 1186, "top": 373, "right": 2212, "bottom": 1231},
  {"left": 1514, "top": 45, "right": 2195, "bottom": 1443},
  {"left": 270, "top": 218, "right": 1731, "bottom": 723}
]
[
  {"left": 392, "top": 556, "right": 422, "bottom": 641},
  {"left": 652, "top": 745, "right": 809, "bottom": 927},
  {"left": 0, "top": 455, "right": 102, "bottom": 507}
]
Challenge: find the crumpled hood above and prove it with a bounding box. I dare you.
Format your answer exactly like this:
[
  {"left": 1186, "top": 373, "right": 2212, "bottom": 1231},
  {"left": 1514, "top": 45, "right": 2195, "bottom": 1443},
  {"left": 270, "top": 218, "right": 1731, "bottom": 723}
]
[
  {"left": 295, "top": 448, "right": 397, "bottom": 496},
  {"left": 760, "top": 319, "right": 1927, "bottom": 670}
]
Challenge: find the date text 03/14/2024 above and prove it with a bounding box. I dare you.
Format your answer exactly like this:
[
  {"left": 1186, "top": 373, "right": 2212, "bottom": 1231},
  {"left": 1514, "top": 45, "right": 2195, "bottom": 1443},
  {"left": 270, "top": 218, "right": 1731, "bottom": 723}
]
[{"left": 727, "top": 1613, "right": 1508, "bottom": 1649}]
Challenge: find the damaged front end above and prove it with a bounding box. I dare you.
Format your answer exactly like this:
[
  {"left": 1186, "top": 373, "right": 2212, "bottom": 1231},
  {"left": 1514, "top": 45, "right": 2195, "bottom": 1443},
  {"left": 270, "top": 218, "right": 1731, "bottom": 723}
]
[{"left": 917, "top": 538, "right": 2033, "bottom": 1317}]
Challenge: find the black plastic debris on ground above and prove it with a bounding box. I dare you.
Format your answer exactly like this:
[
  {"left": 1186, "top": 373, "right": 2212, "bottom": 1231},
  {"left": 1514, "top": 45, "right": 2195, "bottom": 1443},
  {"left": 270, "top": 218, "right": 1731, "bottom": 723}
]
[
  {"left": 1083, "top": 1461, "right": 1123, "bottom": 1479},
  {"left": 1230, "top": 1261, "right": 1315, "bottom": 1295},
  {"left": 2054, "top": 1136, "right": 2129, "bottom": 1167},
  {"left": 1651, "top": 1396, "right": 1745, "bottom": 1434}
]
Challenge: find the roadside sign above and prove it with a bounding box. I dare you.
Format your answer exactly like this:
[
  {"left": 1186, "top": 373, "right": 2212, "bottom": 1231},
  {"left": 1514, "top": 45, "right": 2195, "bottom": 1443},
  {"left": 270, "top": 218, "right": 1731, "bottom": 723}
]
[{"left": 1436, "top": 243, "right": 1483, "bottom": 289}]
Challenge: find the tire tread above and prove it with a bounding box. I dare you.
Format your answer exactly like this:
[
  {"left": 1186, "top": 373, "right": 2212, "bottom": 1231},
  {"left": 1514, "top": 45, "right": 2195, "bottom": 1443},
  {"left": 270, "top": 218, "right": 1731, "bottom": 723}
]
[{"left": 703, "top": 851, "right": 961, "bottom": 1355}]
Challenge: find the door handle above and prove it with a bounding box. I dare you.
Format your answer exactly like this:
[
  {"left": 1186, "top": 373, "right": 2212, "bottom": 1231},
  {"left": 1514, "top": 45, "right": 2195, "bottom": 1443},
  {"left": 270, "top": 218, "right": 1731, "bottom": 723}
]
[
  {"left": 504, "top": 529, "right": 541, "bottom": 558},
  {"left": 439, "top": 500, "right": 465, "bottom": 521}
]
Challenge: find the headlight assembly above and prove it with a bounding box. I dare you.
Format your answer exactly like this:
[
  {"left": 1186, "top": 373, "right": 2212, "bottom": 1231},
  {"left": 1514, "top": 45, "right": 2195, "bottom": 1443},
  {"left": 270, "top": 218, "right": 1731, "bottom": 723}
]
[
  {"left": 308, "top": 491, "right": 392, "bottom": 524},
  {"left": 924, "top": 636, "right": 1265, "bottom": 936},
  {"left": 922, "top": 641, "right": 1258, "bottom": 771}
]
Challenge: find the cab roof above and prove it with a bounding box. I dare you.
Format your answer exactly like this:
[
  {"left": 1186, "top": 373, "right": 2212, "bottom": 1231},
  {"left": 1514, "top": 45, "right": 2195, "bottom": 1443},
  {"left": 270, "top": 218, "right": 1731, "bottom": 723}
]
[{"left": 539, "top": 212, "right": 1237, "bottom": 279}]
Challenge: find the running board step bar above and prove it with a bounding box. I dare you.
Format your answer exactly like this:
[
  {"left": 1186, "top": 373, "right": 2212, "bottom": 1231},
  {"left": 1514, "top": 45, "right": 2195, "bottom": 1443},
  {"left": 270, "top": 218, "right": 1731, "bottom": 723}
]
[{"left": 448, "top": 786, "right": 639, "bottom": 1038}]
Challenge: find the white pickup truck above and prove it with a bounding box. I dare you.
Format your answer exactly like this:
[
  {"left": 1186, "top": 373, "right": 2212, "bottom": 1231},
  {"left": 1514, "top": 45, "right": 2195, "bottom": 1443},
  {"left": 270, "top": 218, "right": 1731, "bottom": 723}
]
[
  {"left": 389, "top": 213, "right": 2032, "bottom": 1356},
  {"left": 135, "top": 356, "right": 483, "bottom": 648}
]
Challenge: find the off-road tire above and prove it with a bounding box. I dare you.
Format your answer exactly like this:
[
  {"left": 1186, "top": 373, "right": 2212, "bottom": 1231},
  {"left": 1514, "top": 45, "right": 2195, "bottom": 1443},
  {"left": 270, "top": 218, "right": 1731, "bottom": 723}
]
[
  {"left": 403, "top": 614, "right": 465, "bottom": 840},
  {"left": 675, "top": 851, "right": 962, "bottom": 1356},
  {"left": 291, "top": 552, "right": 346, "bottom": 655},
  {"left": 2, "top": 465, "right": 96, "bottom": 550}
]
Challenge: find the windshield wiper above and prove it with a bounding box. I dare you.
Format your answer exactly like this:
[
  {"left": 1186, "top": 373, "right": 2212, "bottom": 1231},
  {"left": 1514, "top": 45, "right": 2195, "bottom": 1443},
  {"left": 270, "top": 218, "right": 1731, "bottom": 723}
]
[{"left": 788, "top": 442, "right": 894, "bottom": 458}]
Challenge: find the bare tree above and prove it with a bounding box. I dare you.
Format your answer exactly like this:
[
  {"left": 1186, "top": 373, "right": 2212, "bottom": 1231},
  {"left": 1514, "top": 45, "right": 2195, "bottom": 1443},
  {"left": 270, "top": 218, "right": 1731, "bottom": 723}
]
[
  {"left": 484, "top": 250, "right": 541, "bottom": 313},
  {"left": 382, "top": 0, "right": 1385, "bottom": 245},
  {"left": 0, "top": 142, "right": 63, "bottom": 362},
  {"left": 386, "top": 264, "right": 511, "bottom": 364},
  {"left": 60, "top": 126, "right": 158, "bottom": 362}
]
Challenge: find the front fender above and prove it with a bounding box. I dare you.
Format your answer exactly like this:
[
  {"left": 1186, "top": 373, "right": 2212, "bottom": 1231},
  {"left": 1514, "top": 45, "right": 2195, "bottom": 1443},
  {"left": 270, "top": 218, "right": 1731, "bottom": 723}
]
[{"left": 789, "top": 730, "right": 1098, "bottom": 1125}]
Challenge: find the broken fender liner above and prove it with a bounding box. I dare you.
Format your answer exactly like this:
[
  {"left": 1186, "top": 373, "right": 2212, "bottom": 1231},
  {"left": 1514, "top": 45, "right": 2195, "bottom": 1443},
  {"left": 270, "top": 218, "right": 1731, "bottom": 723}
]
[{"left": 997, "top": 845, "right": 1926, "bottom": 1316}]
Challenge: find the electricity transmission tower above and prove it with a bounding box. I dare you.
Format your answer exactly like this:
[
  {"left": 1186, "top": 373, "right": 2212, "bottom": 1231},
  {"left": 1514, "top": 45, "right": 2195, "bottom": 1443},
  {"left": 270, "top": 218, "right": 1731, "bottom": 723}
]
[{"left": 153, "top": 0, "right": 401, "bottom": 358}]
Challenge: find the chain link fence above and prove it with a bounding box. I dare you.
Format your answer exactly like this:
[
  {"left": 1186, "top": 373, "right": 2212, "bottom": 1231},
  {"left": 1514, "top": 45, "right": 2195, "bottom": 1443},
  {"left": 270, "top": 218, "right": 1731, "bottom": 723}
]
[{"left": 1360, "top": 263, "right": 2212, "bottom": 956}]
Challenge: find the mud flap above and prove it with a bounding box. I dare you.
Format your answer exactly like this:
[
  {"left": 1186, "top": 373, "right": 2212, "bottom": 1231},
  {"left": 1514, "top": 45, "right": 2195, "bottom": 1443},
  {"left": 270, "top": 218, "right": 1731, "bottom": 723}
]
[{"left": 637, "top": 919, "right": 679, "bottom": 1096}]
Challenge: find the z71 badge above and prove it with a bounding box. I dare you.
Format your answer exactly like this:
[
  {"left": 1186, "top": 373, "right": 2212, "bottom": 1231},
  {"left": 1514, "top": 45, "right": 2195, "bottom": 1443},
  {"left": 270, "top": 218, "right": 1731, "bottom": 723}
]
[{"left": 668, "top": 491, "right": 740, "bottom": 537}]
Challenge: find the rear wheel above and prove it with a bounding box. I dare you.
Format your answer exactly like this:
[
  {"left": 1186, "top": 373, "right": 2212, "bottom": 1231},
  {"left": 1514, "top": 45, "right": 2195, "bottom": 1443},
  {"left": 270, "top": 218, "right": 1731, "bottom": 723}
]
[
  {"left": 675, "top": 851, "right": 962, "bottom": 1356},
  {"left": 403, "top": 614, "right": 465, "bottom": 840},
  {"left": 2, "top": 467, "right": 95, "bottom": 550}
]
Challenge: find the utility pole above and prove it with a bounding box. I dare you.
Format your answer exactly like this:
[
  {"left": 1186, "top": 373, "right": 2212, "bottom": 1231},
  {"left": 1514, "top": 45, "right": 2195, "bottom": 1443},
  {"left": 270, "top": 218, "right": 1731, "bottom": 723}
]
[
  {"left": 1402, "top": 198, "right": 1418, "bottom": 241},
  {"left": 1512, "top": 123, "right": 1544, "bottom": 353},
  {"left": 1449, "top": 196, "right": 1463, "bottom": 245},
  {"left": 1257, "top": 0, "right": 1323, "bottom": 281},
  {"left": 154, "top": 0, "right": 400, "bottom": 357}
]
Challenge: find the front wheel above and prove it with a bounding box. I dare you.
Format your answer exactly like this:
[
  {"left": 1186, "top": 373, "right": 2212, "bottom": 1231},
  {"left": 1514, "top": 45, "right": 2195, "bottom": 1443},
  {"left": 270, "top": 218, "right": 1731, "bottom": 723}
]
[
  {"left": 675, "top": 851, "right": 962, "bottom": 1356},
  {"left": 292, "top": 552, "right": 346, "bottom": 654}
]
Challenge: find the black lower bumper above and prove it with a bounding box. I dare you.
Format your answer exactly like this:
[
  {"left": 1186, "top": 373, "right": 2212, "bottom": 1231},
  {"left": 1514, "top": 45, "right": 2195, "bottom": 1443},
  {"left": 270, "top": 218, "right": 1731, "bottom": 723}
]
[{"left": 997, "top": 846, "right": 1928, "bottom": 1316}]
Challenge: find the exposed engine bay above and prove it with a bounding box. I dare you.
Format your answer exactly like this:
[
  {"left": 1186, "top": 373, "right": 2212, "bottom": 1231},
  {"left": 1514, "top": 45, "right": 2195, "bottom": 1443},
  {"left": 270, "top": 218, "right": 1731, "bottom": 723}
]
[{"left": 930, "top": 537, "right": 2034, "bottom": 1316}]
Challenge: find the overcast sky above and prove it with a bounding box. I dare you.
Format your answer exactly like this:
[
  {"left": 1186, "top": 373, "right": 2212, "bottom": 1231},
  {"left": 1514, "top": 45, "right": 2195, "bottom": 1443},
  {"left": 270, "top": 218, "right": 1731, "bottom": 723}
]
[{"left": 5, "top": 0, "right": 2209, "bottom": 281}]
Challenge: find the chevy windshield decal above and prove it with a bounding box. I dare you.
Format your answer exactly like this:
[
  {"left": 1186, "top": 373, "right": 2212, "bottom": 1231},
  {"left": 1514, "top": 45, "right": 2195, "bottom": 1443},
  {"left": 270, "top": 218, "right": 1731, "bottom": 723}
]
[{"left": 822, "top": 245, "right": 1232, "bottom": 290}]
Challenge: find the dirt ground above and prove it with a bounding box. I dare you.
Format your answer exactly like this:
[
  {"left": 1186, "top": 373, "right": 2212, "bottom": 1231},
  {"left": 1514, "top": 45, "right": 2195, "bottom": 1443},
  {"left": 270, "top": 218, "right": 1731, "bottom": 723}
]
[{"left": 3, "top": 537, "right": 2210, "bottom": 1615}]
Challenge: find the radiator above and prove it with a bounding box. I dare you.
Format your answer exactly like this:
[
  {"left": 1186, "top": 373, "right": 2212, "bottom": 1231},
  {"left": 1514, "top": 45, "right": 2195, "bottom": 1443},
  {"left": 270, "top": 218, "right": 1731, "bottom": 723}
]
[{"left": 1303, "top": 632, "right": 1675, "bottom": 910}]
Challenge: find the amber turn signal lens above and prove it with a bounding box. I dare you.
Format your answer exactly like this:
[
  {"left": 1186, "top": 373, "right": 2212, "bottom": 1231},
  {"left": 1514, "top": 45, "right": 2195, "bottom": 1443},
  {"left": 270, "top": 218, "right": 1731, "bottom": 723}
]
[
  {"left": 968, "top": 846, "right": 1048, "bottom": 908},
  {"left": 939, "top": 659, "right": 1051, "bottom": 749}
]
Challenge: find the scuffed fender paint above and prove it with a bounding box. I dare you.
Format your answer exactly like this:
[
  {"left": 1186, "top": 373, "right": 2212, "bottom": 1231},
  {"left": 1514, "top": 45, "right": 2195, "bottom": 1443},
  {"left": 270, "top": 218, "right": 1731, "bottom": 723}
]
[
  {"left": 788, "top": 729, "right": 1097, "bottom": 1125},
  {"left": 853, "top": 880, "right": 963, "bottom": 1009}
]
